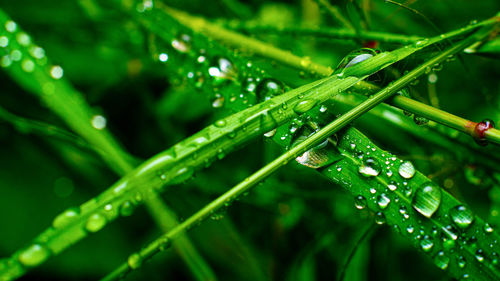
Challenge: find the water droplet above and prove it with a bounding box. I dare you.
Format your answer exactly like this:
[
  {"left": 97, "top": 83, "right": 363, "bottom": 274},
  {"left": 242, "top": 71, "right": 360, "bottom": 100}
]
[
  {"left": 120, "top": 201, "right": 135, "bottom": 217},
  {"left": 398, "top": 161, "right": 415, "bottom": 179},
  {"left": 293, "top": 99, "right": 318, "bottom": 115},
  {"left": 16, "top": 32, "right": 30, "bottom": 46},
  {"left": 484, "top": 223, "right": 494, "bottom": 234},
  {"left": 257, "top": 78, "right": 284, "bottom": 102},
  {"left": 128, "top": 253, "right": 142, "bottom": 269},
  {"left": 50, "top": 65, "right": 63, "bottom": 79},
  {"left": 458, "top": 256, "right": 467, "bottom": 268},
  {"left": 354, "top": 195, "right": 367, "bottom": 209},
  {"left": 10, "top": 49, "right": 22, "bottom": 61},
  {"left": 406, "top": 225, "right": 415, "bottom": 234},
  {"left": 5, "top": 21, "right": 17, "bottom": 33},
  {"left": 158, "top": 53, "right": 168, "bottom": 62},
  {"left": 0, "top": 36, "right": 8, "bottom": 47},
  {"left": 358, "top": 157, "right": 381, "bottom": 177},
  {"left": 335, "top": 48, "right": 377, "bottom": 72},
  {"left": 91, "top": 115, "right": 107, "bottom": 130},
  {"left": 208, "top": 57, "right": 237, "bottom": 85},
  {"left": 53, "top": 208, "right": 79, "bottom": 228},
  {"left": 294, "top": 138, "right": 335, "bottom": 169},
  {"left": 412, "top": 182, "right": 441, "bottom": 218},
  {"left": 375, "top": 212, "right": 386, "bottom": 224},
  {"left": 29, "top": 46, "right": 45, "bottom": 59},
  {"left": 449, "top": 205, "right": 474, "bottom": 229},
  {"left": 428, "top": 73, "right": 438, "bottom": 83},
  {"left": 414, "top": 38, "right": 429, "bottom": 47},
  {"left": 171, "top": 34, "right": 191, "bottom": 53},
  {"left": 434, "top": 251, "right": 449, "bottom": 270},
  {"left": 475, "top": 249, "right": 485, "bottom": 262},
  {"left": 388, "top": 181, "right": 397, "bottom": 191},
  {"left": 211, "top": 96, "right": 224, "bottom": 108},
  {"left": 420, "top": 237, "right": 434, "bottom": 252},
  {"left": 473, "top": 119, "right": 495, "bottom": 146},
  {"left": 1, "top": 55, "right": 11, "bottom": 68},
  {"left": 18, "top": 244, "right": 51, "bottom": 267},
  {"left": 21, "top": 59, "right": 34, "bottom": 72},
  {"left": 85, "top": 213, "right": 107, "bottom": 232},
  {"left": 214, "top": 119, "right": 227, "bottom": 128},
  {"left": 264, "top": 128, "right": 276, "bottom": 138},
  {"left": 377, "top": 193, "right": 391, "bottom": 209}
]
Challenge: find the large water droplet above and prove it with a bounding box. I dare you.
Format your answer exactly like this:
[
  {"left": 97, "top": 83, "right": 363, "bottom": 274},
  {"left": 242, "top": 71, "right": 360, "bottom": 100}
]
[
  {"left": 18, "top": 244, "right": 51, "bottom": 267},
  {"left": 53, "top": 208, "right": 79, "bottom": 228},
  {"left": 358, "top": 157, "right": 381, "bottom": 177},
  {"left": 50, "top": 65, "right": 63, "bottom": 80},
  {"left": 398, "top": 161, "right": 415, "bottom": 179},
  {"left": 120, "top": 201, "right": 135, "bottom": 217},
  {"left": 450, "top": 205, "right": 474, "bottom": 229},
  {"left": 293, "top": 99, "right": 318, "bottom": 115},
  {"left": 412, "top": 182, "right": 441, "bottom": 218},
  {"left": 335, "top": 48, "right": 377, "bottom": 72},
  {"left": 85, "top": 213, "right": 107, "bottom": 232},
  {"left": 294, "top": 138, "right": 336, "bottom": 169}
]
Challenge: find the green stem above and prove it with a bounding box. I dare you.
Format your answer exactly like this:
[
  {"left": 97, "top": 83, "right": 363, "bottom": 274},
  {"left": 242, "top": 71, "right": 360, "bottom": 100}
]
[{"left": 101, "top": 26, "right": 487, "bottom": 281}]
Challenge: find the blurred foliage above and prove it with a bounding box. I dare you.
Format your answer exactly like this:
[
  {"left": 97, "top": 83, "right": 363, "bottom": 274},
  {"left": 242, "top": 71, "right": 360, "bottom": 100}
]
[{"left": 0, "top": 0, "right": 500, "bottom": 281}]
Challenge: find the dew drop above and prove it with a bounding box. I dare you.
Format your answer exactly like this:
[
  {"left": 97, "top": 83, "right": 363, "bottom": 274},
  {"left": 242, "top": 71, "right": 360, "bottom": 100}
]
[
  {"left": 358, "top": 157, "right": 381, "bottom": 177},
  {"left": 119, "top": 201, "right": 135, "bottom": 217},
  {"left": 434, "top": 251, "right": 449, "bottom": 270},
  {"left": 53, "top": 208, "right": 79, "bottom": 228},
  {"left": 406, "top": 225, "right": 415, "bottom": 234},
  {"left": 387, "top": 181, "right": 397, "bottom": 191},
  {"left": 214, "top": 119, "right": 227, "bottom": 128},
  {"left": 16, "top": 32, "right": 30, "bottom": 46},
  {"left": 0, "top": 36, "right": 8, "bottom": 47},
  {"left": 335, "top": 48, "right": 377, "bottom": 72},
  {"left": 85, "top": 213, "right": 107, "bottom": 232},
  {"left": 475, "top": 249, "right": 485, "bottom": 262},
  {"left": 211, "top": 96, "right": 224, "bottom": 108},
  {"left": 208, "top": 57, "right": 237, "bottom": 84},
  {"left": 450, "top": 205, "right": 474, "bottom": 229},
  {"left": 257, "top": 78, "right": 284, "bottom": 102},
  {"left": 413, "top": 115, "right": 429, "bottom": 125},
  {"left": 473, "top": 119, "right": 495, "bottom": 146},
  {"left": 377, "top": 193, "right": 391, "bottom": 209},
  {"left": 420, "top": 237, "right": 434, "bottom": 252},
  {"left": 18, "top": 244, "right": 51, "bottom": 267},
  {"left": 5, "top": 20, "right": 17, "bottom": 33},
  {"left": 412, "top": 181, "right": 441, "bottom": 218},
  {"left": 29, "top": 46, "right": 45, "bottom": 59},
  {"left": 21, "top": 59, "right": 34, "bottom": 72},
  {"left": 50, "top": 65, "right": 63, "bottom": 79},
  {"left": 293, "top": 99, "right": 318, "bottom": 115},
  {"left": 295, "top": 138, "right": 335, "bottom": 169},
  {"left": 375, "top": 212, "right": 386, "bottom": 225},
  {"left": 354, "top": 195, "right": 366, "bottom": 209},
  {"left": 458, "top": 256, "right": 467, "bottom": 268},
  {"left": 398, "top": 161, "right": 415, "bottom": 179},
  {"left": 91, "top": 115, "right": 107, "bottom": 130},
  {"left": 158, "top": 53, "right": 169, "bottom": 62},
  {"left": 171, "top": 34, "right": 191, "bottom": 53},
  {"left": 1, "top": 55, "right": 11, "bottom": 68},
  {"left": 128, "top": 253, "right": 142, "bottom": 269},
  {"left": 484, "top": 223, "right": 494, "bottom": 234}
]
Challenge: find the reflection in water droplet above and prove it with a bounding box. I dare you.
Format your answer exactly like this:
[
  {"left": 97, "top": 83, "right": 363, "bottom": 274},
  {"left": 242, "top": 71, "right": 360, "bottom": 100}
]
[
  {"left": 295, "top": 138, "right": 334, "bottom": 169},
  {"left": 208, "top": 57, "right": 237, "bottom": 85},
  {"left": 398, "top": 161, "right": 415, "bottom": 179},
  {"left": 449, "top": 205, "right": 474, "bottom": 229},
  {"left": 412, "top": 182, "right": 441, "bottom": 218},
  {"left": 18, "top": 244, "right": 51, "bottom": 267}
]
